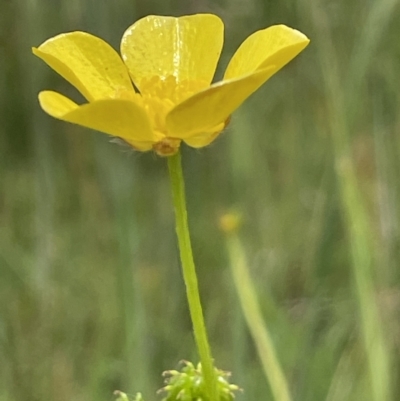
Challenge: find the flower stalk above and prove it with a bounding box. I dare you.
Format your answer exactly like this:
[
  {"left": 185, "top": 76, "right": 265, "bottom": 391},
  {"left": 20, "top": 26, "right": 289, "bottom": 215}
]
[{"left": 167, "top": 150, "right": 218, "bottom": 401}]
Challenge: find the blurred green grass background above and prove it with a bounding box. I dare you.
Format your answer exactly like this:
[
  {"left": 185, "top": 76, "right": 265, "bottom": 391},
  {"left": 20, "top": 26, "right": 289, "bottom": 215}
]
[{"left": 1, "top": 0, "right": 400, "bottom": 400}]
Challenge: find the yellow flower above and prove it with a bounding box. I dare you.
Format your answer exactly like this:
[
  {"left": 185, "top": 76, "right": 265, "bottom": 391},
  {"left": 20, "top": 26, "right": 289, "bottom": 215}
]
[{"left": 33, "top": 14, "right": 309, "bottom": 156}]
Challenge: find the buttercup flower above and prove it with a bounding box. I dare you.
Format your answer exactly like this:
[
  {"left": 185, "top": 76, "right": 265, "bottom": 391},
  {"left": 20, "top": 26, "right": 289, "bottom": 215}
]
[{"left": 33, "top": 14, "right": 309, "bottom": 156}]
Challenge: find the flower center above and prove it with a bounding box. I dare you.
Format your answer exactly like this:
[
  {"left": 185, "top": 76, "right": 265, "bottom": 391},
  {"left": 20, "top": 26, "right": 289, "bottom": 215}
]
[
  {"left": 113, "top": 76, "right": 209, "bottom": 156},
  {"left": 139, "top": 75, "right": 208, "bottom": 156}
]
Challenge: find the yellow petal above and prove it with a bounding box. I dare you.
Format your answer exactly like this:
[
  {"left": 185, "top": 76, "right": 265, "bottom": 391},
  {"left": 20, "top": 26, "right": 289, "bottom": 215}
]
[
  {"left": 183, "top": 130, "right": 222, "bottom": 148},
  {"left": 167, "top": 25, "right": 309, "bottom": 138},
  {"left": 111, "top": 138, "right": 154, "bottom": 152},
  {"left": 224, "top": 25, "right": 309, "bottom": 79},
  {"left": 38, "top": 91, "right": 156, "bottom": 147},
  {"left": 33, "top": 32, "right": 134, "bottom": 102},
  {"left": 120, "top": 14, "right": 223, "bottom": 91},
  {"left": 166, "top": 67, "right": 276, "bottom": 137}
]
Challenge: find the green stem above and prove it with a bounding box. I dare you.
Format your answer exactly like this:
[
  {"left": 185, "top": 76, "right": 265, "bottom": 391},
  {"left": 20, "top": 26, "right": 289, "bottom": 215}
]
[{"left": 167, "top": 150, "right": 217, "bottom": 401}]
